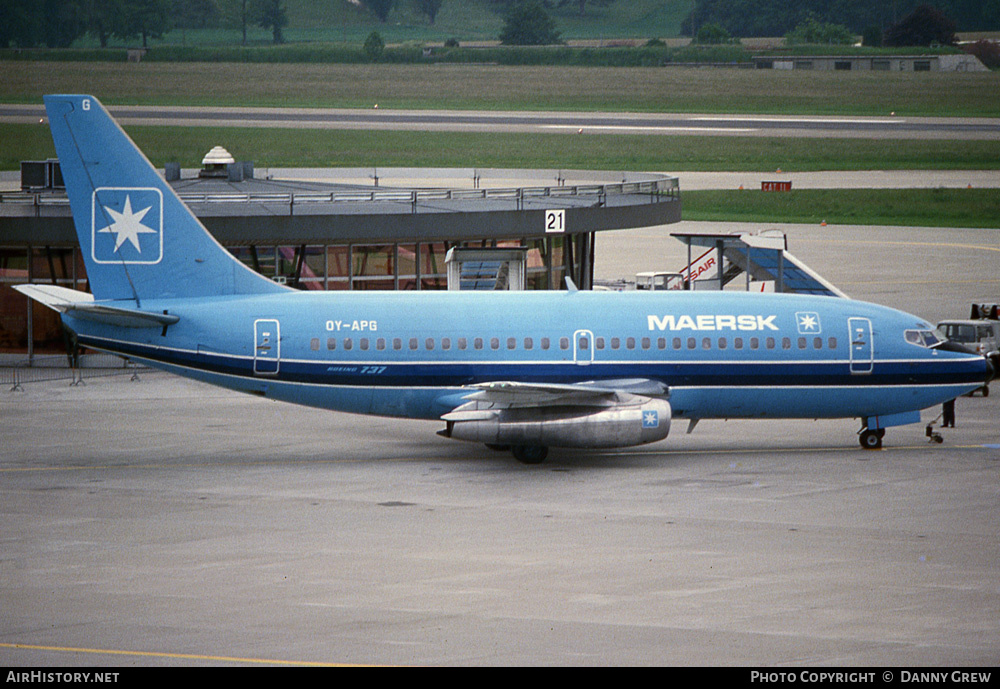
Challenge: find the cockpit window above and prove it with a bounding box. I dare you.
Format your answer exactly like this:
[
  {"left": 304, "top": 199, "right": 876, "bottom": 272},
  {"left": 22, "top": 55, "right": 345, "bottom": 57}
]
[{"left": 904, "top": 329, "right": 944, "bottom": 348}]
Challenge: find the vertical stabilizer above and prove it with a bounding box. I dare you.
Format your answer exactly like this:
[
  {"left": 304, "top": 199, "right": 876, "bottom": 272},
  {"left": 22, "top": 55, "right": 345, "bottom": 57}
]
[{"left": 44, "top": 94, "right": 288, "bottom": 302}]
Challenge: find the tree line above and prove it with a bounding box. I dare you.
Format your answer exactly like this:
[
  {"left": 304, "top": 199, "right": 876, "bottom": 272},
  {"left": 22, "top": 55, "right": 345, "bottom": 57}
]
[
  {"left": 0, "top": 0, "right": 290, "bottom": 48},
  {"left": 684, "top": 0, "right": 1000, "bottom": 38}
]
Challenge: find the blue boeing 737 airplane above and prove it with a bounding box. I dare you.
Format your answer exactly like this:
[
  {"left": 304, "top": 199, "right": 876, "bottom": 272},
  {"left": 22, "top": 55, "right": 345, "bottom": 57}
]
[{"left": 16, "top": 95, "right": 996, "bottom": 462}]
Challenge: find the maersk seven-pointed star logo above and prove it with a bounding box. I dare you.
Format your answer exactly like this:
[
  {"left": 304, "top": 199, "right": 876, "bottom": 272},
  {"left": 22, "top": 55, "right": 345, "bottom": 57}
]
[
  {"left": 642, "top": 410, "right": 659, "bottom": 428},
  {"left": 796, "top": 311, "right": 822, "bottom": 335},
  {"left": 91, "top": 187, "right": 163, "bottom": 264}
]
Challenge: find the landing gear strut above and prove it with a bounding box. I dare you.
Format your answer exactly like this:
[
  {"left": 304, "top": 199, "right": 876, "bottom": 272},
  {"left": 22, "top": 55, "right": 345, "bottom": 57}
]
[{"left": 858, "top": 428, "right": 885, "bottom": 450}]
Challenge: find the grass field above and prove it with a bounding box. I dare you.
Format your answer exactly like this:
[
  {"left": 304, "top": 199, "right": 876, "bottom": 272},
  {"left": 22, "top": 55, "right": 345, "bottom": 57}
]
[
  {"left": 65, "top": 0, "right": 696, "bottom": 47},
  {"left": 3, "top": 61, "right": 999, "bottom": 117},
  {"left": 5, "top": 123, "right": 1000, "bottom": 173},
  {"left": 682, "top": 188, "right": 1000, "bottom": 228}
]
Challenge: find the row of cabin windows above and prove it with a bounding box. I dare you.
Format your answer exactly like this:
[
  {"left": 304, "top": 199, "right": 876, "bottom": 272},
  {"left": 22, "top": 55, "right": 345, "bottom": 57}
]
[{"left": 310, "top": 335, "right": 840, "bottom": 353}]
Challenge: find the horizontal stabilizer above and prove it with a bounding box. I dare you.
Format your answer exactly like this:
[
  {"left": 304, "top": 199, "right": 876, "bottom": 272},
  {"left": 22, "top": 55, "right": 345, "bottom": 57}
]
[{"left": 14, "top": 284, "right": 179, "bottom": 329}]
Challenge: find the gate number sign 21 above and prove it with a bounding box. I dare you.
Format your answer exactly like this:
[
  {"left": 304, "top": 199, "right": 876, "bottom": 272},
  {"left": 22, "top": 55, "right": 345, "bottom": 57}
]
[{"left": 545, "top": 210, "right": 565, "bottom": 234}]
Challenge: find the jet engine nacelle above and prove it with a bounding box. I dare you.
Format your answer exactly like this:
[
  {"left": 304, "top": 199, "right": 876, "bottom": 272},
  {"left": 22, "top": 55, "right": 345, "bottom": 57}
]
[{"left": 444, "top": 398, "right": 671, "bottom": 448}]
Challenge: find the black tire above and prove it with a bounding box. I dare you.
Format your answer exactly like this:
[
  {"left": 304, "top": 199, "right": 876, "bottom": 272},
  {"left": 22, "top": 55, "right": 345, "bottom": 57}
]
[
  {"left": 859, "top": 429, "right": 883, "bottom": 450},
  {"left": 512, "top": 445, "right": 548, "bottom": 464}
]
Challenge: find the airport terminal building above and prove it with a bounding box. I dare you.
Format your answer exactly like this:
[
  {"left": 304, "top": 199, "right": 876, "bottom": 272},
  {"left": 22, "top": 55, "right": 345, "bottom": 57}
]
[{"left": 0, "top": 161, "right": 680, "bottom": 355}]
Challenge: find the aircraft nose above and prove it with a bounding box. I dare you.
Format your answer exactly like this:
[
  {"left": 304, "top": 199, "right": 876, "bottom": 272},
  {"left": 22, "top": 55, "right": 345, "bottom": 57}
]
[{"left": 986, "top": 351, "right": 999, "bottom": 384}]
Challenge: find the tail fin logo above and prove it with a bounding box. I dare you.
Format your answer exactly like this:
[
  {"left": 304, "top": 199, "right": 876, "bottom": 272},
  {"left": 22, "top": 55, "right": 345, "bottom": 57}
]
[{"left": 91, "top": 187, "right": 163, "bottom": 265}]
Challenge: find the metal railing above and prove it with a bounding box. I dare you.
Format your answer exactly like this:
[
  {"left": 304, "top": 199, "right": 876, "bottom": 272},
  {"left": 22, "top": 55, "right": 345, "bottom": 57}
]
[
  {"left": 2, "top": 353, "right": 152, "bottom": 390},
  {"left": 0, "top": 176, "right": 679, "bottom": 214}
]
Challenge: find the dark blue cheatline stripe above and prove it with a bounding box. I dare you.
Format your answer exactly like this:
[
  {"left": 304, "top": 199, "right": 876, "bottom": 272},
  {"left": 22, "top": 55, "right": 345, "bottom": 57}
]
[{"left": 80, "top": 336, "right": 987, "bottom": 390}]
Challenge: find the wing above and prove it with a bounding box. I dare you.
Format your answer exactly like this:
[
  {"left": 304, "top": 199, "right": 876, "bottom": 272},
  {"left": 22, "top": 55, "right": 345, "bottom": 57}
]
[{"left": 442, "top": 378, "right": 669, "bottom": 421}]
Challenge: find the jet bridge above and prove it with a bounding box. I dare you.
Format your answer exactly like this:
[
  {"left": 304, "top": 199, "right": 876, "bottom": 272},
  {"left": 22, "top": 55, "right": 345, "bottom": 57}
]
[{"left": 670, "top": 231, "right": 847, "bottom": 297}]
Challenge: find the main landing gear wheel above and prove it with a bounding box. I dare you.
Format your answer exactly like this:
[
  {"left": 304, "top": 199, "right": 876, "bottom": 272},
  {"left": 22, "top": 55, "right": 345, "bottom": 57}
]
[
  {"left": 511, "top": 445, "right": 549, "bottom": 464},
  {"left": 859, "top": 429, "right": 884, "bottom": 450}
]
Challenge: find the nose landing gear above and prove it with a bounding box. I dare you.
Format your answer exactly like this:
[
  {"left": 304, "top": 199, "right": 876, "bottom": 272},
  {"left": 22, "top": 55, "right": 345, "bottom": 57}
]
[{"left": 858, "top": 427, "right": 885, "bottom": 450}]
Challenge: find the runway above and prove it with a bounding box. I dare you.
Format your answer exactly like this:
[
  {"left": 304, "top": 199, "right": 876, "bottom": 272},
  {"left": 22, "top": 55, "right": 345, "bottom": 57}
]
[
  {"left": 2, "top": 221, "right": 999, "bottom": 667},
  {"left": 4, "top": 104, "right": 1000, "bottom": 140}
]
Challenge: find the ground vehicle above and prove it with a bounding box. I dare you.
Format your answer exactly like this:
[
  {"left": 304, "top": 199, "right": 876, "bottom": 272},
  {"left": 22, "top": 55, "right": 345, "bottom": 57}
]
[{"left": 937, "top": 304, "right": 999, "bottom": 396}]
